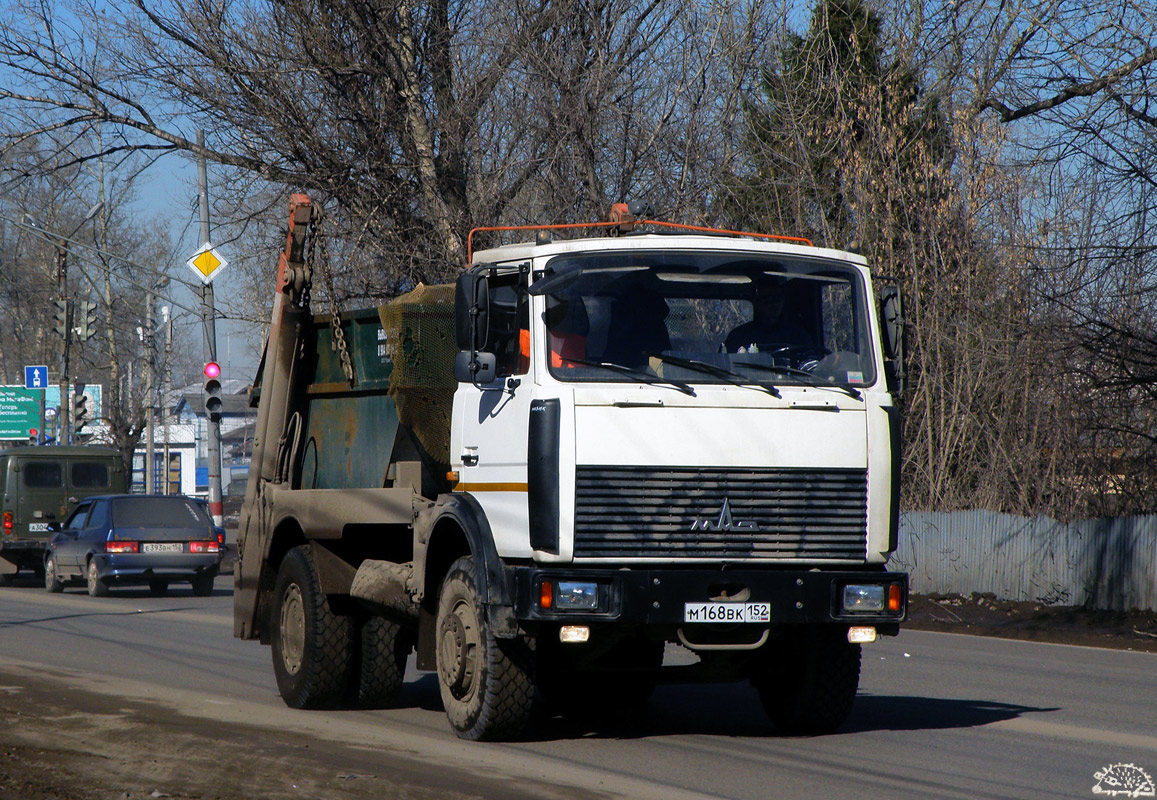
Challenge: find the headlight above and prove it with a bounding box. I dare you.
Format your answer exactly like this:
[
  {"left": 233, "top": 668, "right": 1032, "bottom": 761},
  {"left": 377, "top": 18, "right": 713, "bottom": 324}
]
[
  {"left": 555, "top": 581, "right": 599, "bottom": 610},
  {"left": 842, "top": 584, "right": 886, "bottom": 613}
]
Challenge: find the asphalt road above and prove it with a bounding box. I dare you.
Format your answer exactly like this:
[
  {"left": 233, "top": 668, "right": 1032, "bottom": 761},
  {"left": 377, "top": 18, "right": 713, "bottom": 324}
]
[{"left": 1, "top": 574, "right": 1155, "bottom": 800}]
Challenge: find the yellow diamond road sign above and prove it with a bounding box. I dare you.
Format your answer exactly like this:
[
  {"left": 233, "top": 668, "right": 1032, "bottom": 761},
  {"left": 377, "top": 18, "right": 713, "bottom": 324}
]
[{"left": 186, "top": 243, "right": 228, "bottom": 285}]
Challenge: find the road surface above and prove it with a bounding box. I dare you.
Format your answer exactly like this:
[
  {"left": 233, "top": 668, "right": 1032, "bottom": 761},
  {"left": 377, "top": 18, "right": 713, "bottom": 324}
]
[{"left": 1, "top": 575, "right": 1154, "bottom": 800}]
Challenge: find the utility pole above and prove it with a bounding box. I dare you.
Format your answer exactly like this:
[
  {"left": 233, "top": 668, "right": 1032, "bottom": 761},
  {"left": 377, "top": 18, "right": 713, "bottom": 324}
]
[
  {"left": 199, "top": 131, "right": 225, "bottom": 526},
  {"left": 144, "top": 284, "right": 156, "bottom": 494},
  {"left": 56, "top": 247, "right": 71, "bottom": 446},
  {"left": 162, "top": 305, "right": 172, "bottom": 495}
]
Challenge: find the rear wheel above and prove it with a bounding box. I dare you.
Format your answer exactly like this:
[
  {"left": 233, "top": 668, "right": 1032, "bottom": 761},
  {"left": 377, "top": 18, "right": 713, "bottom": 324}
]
[
  {"left": 148, "top": 580, "right": 169, "bottom": 597},
  {"left": 354, "top": 616, "right": 412, "bottom": 708},
  {"left": 44, "top": 556, "right": 63, "bottom": 593},
  {"left": 86, "top": 559, "right": 109, "bottom": 598},
  {"left": 436, "top": 557, "right": 534, "bottom": 741},
  {"left": 270, "top": 545, "right": 354, "bottom": 709},
  {"left": 754, "top": 626, "right": 861, "bottom": 735},
  {"left": 191, "top": 573, "right": 215, "bottom": 597}
]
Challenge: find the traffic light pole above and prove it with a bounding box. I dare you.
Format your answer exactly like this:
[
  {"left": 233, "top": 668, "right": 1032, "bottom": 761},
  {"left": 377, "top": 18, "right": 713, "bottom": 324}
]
[{"left": 199, "top": 131, "right": 224, "bottom": 526}]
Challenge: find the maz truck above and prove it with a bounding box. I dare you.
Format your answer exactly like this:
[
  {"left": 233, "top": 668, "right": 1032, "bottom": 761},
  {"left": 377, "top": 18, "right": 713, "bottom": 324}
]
[{"left": 235, "top": 196, "right": 908, "bottom": 740}]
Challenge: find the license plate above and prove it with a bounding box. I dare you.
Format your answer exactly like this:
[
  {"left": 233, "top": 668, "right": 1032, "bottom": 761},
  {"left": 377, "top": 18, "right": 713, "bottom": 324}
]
[
  {"left": 683, "top": 602, "right": 770, "bottom": 623},
  {"left": 28, "top": 523, "right": 49, "bottom": 533},
  {"left": 142, "top": 543, "right": 183, "bottom": 554}
]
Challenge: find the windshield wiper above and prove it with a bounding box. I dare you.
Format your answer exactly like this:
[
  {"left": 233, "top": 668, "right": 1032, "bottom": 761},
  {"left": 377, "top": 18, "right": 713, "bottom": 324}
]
[
  {"left": 738, "top": 362, "right": 862, "bottom": 400},
  {"left": 561, "top": 356, "right": 697, "bottom": 396},
  {"left": 647, "top": 353, "right": 780, "bottom": 398}
]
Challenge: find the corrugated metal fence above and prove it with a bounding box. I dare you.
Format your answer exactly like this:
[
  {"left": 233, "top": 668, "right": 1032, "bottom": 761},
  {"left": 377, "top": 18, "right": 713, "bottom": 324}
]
[{"left": 892, "top": 511, "right": 1157, "bottom": 612}]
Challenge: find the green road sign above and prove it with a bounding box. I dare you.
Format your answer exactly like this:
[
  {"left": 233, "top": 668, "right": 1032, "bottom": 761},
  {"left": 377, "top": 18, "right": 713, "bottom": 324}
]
[
  {"left": 0, "top": 386, "right": 42, "bottom": 439},
  {"left": 0, "top": 385, "right": 104, "bottom": 440}
]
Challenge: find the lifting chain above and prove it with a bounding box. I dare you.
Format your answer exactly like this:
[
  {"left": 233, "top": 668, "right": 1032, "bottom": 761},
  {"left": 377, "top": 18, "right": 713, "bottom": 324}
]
[{"left": 309, "top": 208, "right": 355, "bottom": 384}]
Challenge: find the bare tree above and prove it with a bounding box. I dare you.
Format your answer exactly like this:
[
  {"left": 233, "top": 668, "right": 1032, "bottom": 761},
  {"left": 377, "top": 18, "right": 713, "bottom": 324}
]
[{"left": 1, "top": 0, "right": 776, "bottom": 295}]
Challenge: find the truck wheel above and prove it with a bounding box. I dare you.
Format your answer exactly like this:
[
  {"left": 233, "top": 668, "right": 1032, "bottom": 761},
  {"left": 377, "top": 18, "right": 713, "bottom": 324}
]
[
  {"left": 754, "top": 626, "right": 861, "bottom": 735},
  {"left": 86, "top": 559, "right": 109, "bottom": 597},
  {"left": 271, "top": 545, "right": 355, "bottom": 709},
  {"left": 354, "top": 616, "right": 412, "bottom": 708},
  {"left": 436, "top": 556, "right": 534, "bottom": 741},
  {"left": 44, "top": 556, "right": 63, "bottom": 593}
]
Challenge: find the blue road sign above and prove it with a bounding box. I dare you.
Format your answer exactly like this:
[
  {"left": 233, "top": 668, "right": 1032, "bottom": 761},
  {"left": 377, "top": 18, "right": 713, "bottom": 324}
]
[{"left": 24, "top": 365, "right": 48, "bottom": 390}]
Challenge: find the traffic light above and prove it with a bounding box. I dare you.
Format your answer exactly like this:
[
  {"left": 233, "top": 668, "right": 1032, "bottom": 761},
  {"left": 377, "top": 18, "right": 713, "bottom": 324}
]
[
  {"left": 53, "top": 299, "right": 69, "bottom": 340},
  {"left": 76, "top": 301, "right": 98, "bottom": 342},
  {"left": 203, "top": 361, "right": 223, "bottom": 421},
  {"left": 72, "top": 392, "right": 94, "bottom": 430}
]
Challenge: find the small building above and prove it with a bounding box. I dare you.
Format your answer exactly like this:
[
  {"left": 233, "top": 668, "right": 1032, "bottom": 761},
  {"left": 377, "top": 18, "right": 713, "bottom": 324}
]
[{"left": 131, "top": 380, "right": 256, "bottom": 499}]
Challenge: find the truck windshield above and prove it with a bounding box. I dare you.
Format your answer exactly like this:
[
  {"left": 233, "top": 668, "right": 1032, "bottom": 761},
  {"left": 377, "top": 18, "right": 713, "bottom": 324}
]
[{"left": 539, "top": 250, "right": 876, "bottom": 388}]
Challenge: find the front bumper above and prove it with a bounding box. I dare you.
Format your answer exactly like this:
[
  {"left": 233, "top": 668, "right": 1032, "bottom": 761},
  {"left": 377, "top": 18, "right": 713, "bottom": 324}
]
[{"left": 510, "top": 566, "right": 907, "bottom": 629}]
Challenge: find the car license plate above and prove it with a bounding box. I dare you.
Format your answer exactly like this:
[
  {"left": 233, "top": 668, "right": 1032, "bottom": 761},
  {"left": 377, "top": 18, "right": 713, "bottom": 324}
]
[
  {"left": 683, "top": 602, "right": 770, "bottom": 623},
  {"left": 28, "top": 523, "right": 49, "bottom": 533},
  {"left": 142, "top": 543, "right": 183, "bottom": 554}
]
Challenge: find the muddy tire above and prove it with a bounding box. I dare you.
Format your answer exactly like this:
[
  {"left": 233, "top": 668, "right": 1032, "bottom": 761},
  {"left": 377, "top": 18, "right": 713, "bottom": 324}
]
[
  {"left": 271, "top": 545, "right": 355, "bottom": 709},
  {"left": 191, "top": 573, "right": 215, "bottom": 597},
  {"left": 44, "top": 556, "right": 63, "bottom": 593},
  {"left": 754, "top": 626, "right": 861, "bottom": 735},
  {"left": 354, "top": 616, "right": 412, "bottom": 708},
  {"left": 436, "top": 557, "right": 534, "bottom": 741},
  {"left": 86, "top": 559, "right": 109, "bottom": 598},
  {"left": 148, "top": 580, "right": 169, "bottom": 597}
]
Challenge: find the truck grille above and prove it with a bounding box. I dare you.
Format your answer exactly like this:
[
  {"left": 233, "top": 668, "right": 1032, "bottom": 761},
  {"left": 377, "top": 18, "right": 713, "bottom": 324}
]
[{"left": 573, "top": 466, "right": 867, "bottom": 560}]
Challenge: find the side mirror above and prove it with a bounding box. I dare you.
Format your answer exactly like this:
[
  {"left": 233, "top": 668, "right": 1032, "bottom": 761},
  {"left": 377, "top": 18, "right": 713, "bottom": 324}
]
[
  {"left": 46, "top": 522, "right": 62, "bottom": 533},
  {"left": 877, "top": 282, "right": 906, "bottom": 394},
  {"left": 454, "top": 351, "right": 497, "bottom": 384},
  {"left": 455, "top": 270, "right": 490, "bottom": 351}
]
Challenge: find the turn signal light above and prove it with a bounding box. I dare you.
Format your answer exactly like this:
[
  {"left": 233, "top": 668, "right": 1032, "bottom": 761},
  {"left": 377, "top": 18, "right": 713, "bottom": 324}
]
[
  {"left": 539, "top": 580, "right": 553, "bottom": 610},
  {"left": 189, "top": 541, "right": 220, "bottom": 554},
  {"left": 105, "top": 541, "right": 138, "bottom": 554},
  {"left": 888, "top": 584, "right": 903, "bottom": 612},
  {"left": 2, "top": 511, "right": 11, "bottom": 533}
]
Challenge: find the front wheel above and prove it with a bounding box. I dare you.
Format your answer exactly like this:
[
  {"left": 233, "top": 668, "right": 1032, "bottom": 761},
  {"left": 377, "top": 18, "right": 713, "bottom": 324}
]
[
  {"left": 435, "top": 557, "right": 534, "bottom": 741},
  {"left": 44, "top": 555, "right": 63, "bottom": 593},
  {"left": 270, "top": 546, "right": 354, "bottom": 709},
  {"left": 753, "top": 626, "right": 861, "bottom": 735}
]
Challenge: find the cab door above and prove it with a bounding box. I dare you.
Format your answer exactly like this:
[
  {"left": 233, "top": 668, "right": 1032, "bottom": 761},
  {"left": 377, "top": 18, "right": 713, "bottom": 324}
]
[{"left": 452, "top": 266, "right": 536, "bottom": 557}]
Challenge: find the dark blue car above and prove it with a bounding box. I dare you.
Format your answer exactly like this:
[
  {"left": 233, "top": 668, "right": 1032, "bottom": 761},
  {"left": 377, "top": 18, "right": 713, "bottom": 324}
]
[{"left": 44, "top": 494, "right": 222, "bottom": 597}]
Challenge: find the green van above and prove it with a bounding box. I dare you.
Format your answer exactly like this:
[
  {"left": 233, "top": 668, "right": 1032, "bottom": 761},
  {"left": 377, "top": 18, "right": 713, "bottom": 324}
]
[{"left": 0, "top": 446, "right": 126, "bottom": 582}]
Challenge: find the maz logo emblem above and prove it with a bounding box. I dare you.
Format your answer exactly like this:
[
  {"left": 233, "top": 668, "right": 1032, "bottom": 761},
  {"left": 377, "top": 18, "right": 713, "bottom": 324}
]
[{"left": 691, "top": 498, "right": 759, "bottom": 531}]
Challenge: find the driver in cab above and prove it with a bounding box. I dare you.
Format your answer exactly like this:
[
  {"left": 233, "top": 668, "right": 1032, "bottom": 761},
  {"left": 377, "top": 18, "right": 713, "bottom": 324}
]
[{"left": 725, "top": 281, "right": 814, "bottom": 353}]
